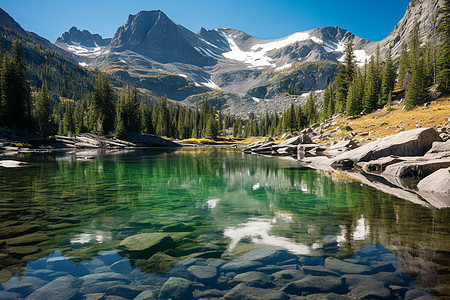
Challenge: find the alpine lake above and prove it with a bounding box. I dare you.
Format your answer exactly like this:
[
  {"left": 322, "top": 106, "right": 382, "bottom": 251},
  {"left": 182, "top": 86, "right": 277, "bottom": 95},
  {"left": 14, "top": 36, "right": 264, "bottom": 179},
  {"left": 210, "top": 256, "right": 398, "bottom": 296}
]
[{"left": 0, "top": 148, "right": 449, "bottom": 299}]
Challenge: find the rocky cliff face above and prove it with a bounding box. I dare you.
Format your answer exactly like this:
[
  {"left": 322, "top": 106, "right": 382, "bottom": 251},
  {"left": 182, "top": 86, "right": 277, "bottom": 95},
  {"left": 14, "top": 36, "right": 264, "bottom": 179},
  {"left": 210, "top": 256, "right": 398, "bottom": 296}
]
[
  {"left": 369, "top": 0, "right": 443, "bottom": 57},
  {"left": 109, "top": 10, "right": 215, "bottom": 65},
  {"left": 56, "top": 26, "right": 111, "bottom": 47}
]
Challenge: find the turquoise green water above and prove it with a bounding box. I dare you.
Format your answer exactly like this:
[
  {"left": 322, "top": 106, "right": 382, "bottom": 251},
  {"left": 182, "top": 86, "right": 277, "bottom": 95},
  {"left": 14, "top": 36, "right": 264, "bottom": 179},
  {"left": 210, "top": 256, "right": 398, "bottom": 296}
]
[{"left": 0, "top": 148, "right": 449, "bottom": 297}]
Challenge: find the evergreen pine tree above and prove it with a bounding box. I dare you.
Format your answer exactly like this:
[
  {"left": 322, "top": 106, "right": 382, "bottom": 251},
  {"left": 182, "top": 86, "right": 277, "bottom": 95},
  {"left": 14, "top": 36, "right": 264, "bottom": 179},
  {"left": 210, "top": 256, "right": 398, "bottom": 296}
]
[
  {"left": 346, "top": 69, "right": 364, "bottom": 116},
  {"left": 436, "top": 0, "right": 450, "bottom": 92},
  {"left": 405, "top": 21, "right": 430, "bottom": 109},
  {"left": 380, "top": 49, "right": 397, "bottom": 106},
  {"left": 396, "top": 43, "right": 410, "bottom": 90},
  {"left": 156, "top": 96, "right": 170, "bottom": 137},
  {"left": 304, "top": 90, "right": 318, "bottom": 126},
  {"left": 1, "top": 42, "right": 31, "bottom": 129},
  {"left": 333, "top": 42, "right": 356, "bottom": 113},
  {"left": 33, "top": 82, "right": 52, "bottom": 137},
  {"left": 93, "top": 74, "right": 115, "bottom": 135},
  {"left": 363, "top": 55, "right": 381, "bottom": 113}
]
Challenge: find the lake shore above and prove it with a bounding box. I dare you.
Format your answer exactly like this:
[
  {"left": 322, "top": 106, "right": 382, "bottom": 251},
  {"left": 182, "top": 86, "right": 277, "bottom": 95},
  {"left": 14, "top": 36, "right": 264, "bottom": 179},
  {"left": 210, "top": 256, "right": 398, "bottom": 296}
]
[{"left": 2, "top": 119, "right": 449, "bottom": 209}]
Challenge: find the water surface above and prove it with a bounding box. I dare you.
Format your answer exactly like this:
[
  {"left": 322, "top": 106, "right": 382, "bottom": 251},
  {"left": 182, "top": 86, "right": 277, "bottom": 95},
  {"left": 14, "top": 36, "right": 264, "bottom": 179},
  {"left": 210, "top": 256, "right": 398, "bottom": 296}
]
[{"left": 0, "top": 149, "right": 448, "bottom": 298}]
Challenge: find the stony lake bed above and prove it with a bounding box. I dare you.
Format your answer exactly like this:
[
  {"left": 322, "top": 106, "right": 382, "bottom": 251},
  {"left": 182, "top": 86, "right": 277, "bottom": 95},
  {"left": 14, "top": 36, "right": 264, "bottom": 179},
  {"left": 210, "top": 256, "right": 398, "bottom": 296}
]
[{"left": 0, "top": 148, "right": 449, "bottom": 299}]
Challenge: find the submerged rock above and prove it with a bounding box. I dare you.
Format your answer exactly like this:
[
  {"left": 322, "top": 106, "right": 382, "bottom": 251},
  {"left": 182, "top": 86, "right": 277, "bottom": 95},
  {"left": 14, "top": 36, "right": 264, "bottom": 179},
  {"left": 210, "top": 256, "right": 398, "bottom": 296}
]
[
  {"left": 0, "top": 224, "right": 40, "bottom": 239},
  {"left": 281, "top": 275, "right": 347, "bottom": 295},
  {"left": 25, "top": 275, "right": 79, "bottom": 300},
  {"left": 159, "top": 277, "right": 194, "bottom": 300},
  {"left": 220, "top": 260, "right": 264, "bottom": 273},
  {"left": 187, "top": 265, "right": 217, "bottom": 281},
  {"left": 272, "top": 269, "right": 306, "bottom": 287},
  {"left": 5, "top": 233, "right": 50, "bottom": 246},
  {"left": 105, "top": 284, "right": 144, "bottom": 298},
  {"left": 137, "top": 252, "right": 179, "bottom": 274},
  {"left": 224, "top": 283, "right": 289, "bottom": 300},
  {"left": 325, "top": 257, "right": 373, "bottom": 275},
  {"left": 230, "top": 271, "right": 272, "bottom": 288},
  {"left": 118, "top": 233, "right": 176, "bottom": 259}
]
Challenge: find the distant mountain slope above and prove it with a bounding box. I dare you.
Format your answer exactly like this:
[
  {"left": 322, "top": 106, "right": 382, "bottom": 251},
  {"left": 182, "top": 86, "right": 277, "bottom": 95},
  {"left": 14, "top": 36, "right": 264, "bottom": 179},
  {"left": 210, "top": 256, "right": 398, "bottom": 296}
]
[
  {"left": 0, "top": 8, "right": 97, "bottom": 100},
  {"left": 54, "top": 9, "right": 378, "bottom": 113}
]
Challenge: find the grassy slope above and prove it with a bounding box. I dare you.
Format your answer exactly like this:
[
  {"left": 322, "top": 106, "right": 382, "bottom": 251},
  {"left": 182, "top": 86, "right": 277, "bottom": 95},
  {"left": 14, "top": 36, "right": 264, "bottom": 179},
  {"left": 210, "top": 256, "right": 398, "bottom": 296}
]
[
  {"left": 325, "top": 95, "right": 450, "bottom": 142},
  {"left": 178, "top": 95, "right": 449, "bottom": 146}
]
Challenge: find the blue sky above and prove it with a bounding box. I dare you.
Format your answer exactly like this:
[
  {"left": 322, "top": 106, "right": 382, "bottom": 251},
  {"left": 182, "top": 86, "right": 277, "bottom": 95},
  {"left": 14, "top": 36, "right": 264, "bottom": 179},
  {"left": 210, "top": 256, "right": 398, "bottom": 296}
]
[{"left": 2, "top": 0, "right": 411, "bottom": 43}]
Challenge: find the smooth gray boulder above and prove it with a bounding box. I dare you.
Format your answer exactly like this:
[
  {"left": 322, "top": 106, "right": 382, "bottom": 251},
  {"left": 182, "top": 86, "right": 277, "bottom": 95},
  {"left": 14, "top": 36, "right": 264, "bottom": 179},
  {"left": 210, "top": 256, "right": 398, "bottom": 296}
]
[
  {"left": 224, "top": 283, "right": 288, "bottom": 300},
  {"left": 230, "top": 271, "right": 272, "bottom": 288},
  {"left": 383, "top": 158, "right": 450, "bottom": 178},
  {"left": 278, "top": 134, "right": 312, "bottom": 147},
  {"left": 417, "top": 167, "right": 450, "bottom": 194},
  {"left": 158, "top": 277, "right": 194, "bottom": 300},
  {"left": 342, "top": 274, "right": 392, "bottom": 299},
  {"left": 220, "top": 260, "right": 263, "bottom": 273},
  {"left": 187, "top": 265, "right": 217, "bottom": 281},
  {"left": 333, "top": 127, "right": 442, "bottom": 164},
  {"left": 425, "top": 139, "right": 450, "bottom": 156},
  {"left": 272, "top": 269, "right": 306, "bottom": 287},
  {"left": 105, "top": 285, "right": 143, "bottom": 298},
  {"left": 359, "top": 156, "right": 404, "bottom": 173},
  {"left": 25, "top": 275, "right": 79, "bottom": 300},
  {"left": 239, "top": 247, "right": 296, "bottom": 265},
  {"left": 281, "top": 275, "right": 347, "bottom": 295},
  {"left": 324, "top": 257, "right": 373, "bottom": 274},
  {"left": 325, "top": 139, "right": 358, "bottom": 156},
  {"left": 118, "top": 233, "right": 176, "bottom": 259},
  {"left": 134, "top": 290, "right": 157, "bottom": 300}
]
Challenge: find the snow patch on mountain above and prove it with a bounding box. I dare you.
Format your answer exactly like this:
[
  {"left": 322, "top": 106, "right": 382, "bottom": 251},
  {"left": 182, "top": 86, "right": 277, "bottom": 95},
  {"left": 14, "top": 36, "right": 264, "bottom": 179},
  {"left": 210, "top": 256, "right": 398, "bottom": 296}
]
[
  {"left": 222, "top": 31, "right": 330, "bottom": 69},
  {"left": 251, "top": 32, "right": 322, "bottom": 53},
  {"left": 276, "top": 63, "right": 292, "bottom": 71},
  {"left": 202, "top": 79, "right": 220, "bottom": 90},
  {"left": 338, "top": 49, "right": 370, "bottom": 66},
  {"left": 222, "top": 35, "right": 275, "bottom": 68},
  {"left": 67, "top": 41, "right": 104, "bottom": 56}
]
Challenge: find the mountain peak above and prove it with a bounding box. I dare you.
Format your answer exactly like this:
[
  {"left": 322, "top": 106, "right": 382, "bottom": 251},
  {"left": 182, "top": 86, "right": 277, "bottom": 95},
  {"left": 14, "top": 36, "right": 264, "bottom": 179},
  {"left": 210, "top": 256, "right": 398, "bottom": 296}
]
[
  {"left": 56, "top": 26, "right": 111, "bottom": 47},
  {"left": 109, "top": 9, "right": 214, "bottom": 65}
]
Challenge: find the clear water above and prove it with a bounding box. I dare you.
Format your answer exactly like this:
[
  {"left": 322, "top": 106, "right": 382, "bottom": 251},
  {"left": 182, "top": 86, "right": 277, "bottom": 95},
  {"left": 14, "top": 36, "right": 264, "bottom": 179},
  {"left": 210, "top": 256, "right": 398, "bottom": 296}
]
[{"left": 0, "top": 148, "right": 448, "bottom": 299}]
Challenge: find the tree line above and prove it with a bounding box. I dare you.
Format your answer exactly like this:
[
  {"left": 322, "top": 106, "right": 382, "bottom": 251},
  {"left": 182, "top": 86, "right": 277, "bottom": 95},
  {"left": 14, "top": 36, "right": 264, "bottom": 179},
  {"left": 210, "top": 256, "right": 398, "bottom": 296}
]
[{"left": 0, "top": 0, "right": 448, "bottom": 140}]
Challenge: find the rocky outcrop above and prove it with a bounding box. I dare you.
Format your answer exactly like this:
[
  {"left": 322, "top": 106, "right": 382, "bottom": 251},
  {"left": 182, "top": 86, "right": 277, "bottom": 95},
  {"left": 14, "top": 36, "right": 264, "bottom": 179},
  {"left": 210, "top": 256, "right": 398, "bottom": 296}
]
[
  {"left": 374, "top": 0, "right": 444, "bottom": 58},
  {"left": 416, "top": 167, "right": 450, "bottom": 208},
  {"left": 332, "top": 127, "right": 443, "bottom": 164},
  {"left": 417, "top": 167, "right": 450, "bottom": 194},
  {"left": 0, "top": 128, "right": 180, "bottom": 154},
  {"left": 383, "top": 157, "right": 450, "bottom": 178},
  {"left": 244, "top": 127, "right": 449, "bottom": 208},
  {"left": 243, "top": 134, "right": 324, "bottom": 158}
]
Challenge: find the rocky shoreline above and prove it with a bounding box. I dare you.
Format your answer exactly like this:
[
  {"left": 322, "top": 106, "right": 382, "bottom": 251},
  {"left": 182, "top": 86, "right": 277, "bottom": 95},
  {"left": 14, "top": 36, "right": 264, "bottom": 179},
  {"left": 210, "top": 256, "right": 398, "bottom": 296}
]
[
  {"left": 2, "top": 124, "right": 449, "bottom": 208},
  {"left": 243, "top": 127, "right": 450, "bottom": 209},
  {"left": 0, "top": 126, "right": 180, "bottom": 155}
]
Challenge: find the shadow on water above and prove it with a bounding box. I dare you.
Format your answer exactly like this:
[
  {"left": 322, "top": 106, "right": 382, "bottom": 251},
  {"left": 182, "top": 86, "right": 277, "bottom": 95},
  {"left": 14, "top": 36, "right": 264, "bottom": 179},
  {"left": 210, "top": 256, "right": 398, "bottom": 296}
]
[{"left": 0, "top": 148, "right": 448, "bottom": 297}]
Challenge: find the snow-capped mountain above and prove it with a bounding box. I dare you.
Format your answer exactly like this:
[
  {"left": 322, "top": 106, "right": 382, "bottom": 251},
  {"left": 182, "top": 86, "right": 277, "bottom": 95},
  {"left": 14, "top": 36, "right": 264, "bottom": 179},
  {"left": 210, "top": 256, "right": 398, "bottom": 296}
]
[{"left": 54, "top": 0, "right": 443, "bottom": 114}]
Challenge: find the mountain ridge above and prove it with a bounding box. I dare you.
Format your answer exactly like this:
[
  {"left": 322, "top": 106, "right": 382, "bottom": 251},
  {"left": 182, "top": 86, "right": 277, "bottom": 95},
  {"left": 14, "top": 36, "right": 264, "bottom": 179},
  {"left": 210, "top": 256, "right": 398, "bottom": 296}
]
[{"left": 1, "top": 0, "right": 443, "bottom": 115}]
